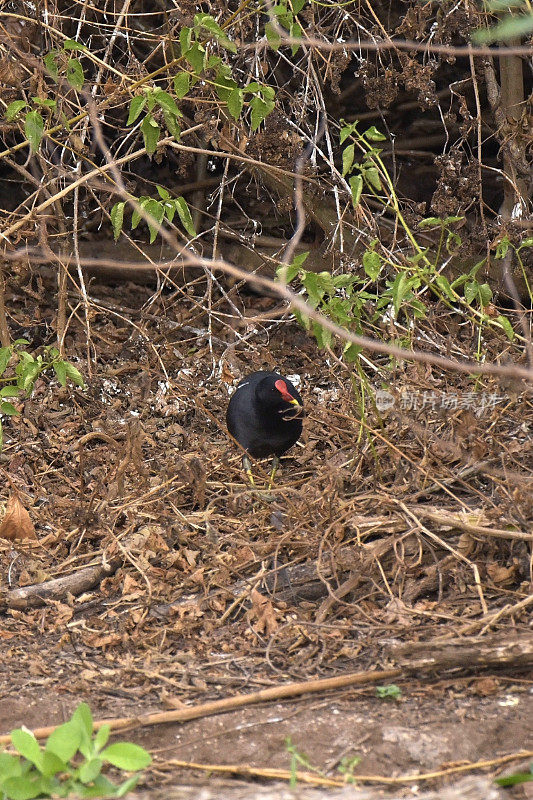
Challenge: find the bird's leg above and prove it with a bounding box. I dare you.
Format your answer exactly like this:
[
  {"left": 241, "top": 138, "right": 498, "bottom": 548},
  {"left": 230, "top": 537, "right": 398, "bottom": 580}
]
[
  {"left": 268, "top": 456, "right": 280, "bottom": 491},
  {"left": 242, "top": 455, "right": 255, "bottom": 487}
]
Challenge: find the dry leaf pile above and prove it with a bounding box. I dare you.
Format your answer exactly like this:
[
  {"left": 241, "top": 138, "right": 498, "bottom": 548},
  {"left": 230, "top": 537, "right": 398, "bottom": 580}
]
[{"left": 0, "top": 277, "right": 531, "bottom": 716}]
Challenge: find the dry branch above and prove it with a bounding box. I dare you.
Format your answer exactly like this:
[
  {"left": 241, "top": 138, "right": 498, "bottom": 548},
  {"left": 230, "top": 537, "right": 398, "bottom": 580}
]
[
  {"left": 3, "top": 559, "right": 122, "bottom": 611},
  {"left": 0, "top": 635, "right": 531, "bottom": 746}
]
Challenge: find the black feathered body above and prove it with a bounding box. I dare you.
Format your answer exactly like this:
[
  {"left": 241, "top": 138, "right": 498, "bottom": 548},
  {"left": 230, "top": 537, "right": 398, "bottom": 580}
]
[{"left": 226, "top": 371, "right": 303, "bottom": 458}]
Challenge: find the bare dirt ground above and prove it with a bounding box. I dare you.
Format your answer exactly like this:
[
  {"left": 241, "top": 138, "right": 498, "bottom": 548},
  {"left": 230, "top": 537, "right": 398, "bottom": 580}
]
[{"left": 1, "top": 274, "right": 532, "bottom": 798}]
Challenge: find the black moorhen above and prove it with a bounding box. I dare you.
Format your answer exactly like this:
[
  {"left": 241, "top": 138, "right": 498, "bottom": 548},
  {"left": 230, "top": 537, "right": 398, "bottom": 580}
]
[{"left": 226, "top": 370, "right": 303, "bottom": 486}]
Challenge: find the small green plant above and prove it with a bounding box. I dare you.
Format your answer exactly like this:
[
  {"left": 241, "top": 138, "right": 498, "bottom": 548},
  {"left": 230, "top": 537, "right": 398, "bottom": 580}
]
[
  {"left": 495, "top": 233, "right": 533, "bottom": 306},
  {"left": 284, "top": 736, "right": 324, "bottom": 788},
  {"left": 124, "top": 12, "right": 276, "bottom": 156},
  {"left": 0, "top": 341, "right": 84, "bottom": 450},
  {"left": 337, "top": 755, "right": 361, "bottom": 783},
  {"left": 265, "top": 0, "right": 306, "bottom": 55},
  {"left": 495, "top": 762, "right": 533, "bottom": 787},
  {"left": 5, "top": 39, "right": 87, "bottom": 153},
  {"left": 44, "top": 39, "right": 88, "bottom": 91},
  {"left": 126, "top": 87, "right": 183, "bottom": 154},
  {"left": 0, "top": 702, "right": 151, "bottom": 799},
  {"left": 111, "top": 186, "right": 196, "bottom": 244},
  {"left": 277, "top": 123, "right": 518, "bottom": 364},
  {"left": 376, "top": 684, "right": 402, "bottom": 700},
  {"left": 5, "top": 99, "right": 56, "bottom": 154}
]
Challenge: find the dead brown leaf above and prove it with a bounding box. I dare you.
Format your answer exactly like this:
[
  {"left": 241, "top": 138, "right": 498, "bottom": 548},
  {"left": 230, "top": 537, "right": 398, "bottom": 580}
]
[
  {"left": 486, "top": 562, "right": 516, "bottom": 586},
  {"left": 0, "top": 493, "right": 37, "bottom": 541},
  {"left": 248, "top": 588, "right": 278, "bottom": 635}
]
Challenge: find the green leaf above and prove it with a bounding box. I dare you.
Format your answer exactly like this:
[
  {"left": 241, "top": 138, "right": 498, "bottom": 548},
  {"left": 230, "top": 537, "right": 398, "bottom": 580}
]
[
  {"left": 156, "top": 185, "right": 170, "bottom": 201},
  {"left": 66, "top": 58, "right": 84, "bottom": 90},
  {"left": 180, "top": 27, "right": 192, "bottom": 56},
  {"left": 349, "top": 174, "right": 363, "bottom": 208},
  {"left": 391, "top": 272, "right": 409, "bottom": 318},
  {"left": 363, "top": 166, "right": 382, "bottom": 191},
  {"left": 78, "top": 757, "right": 103, "bottom": 784},
  {"left": 213, "top": 68, "right": 237, "bottom": 101},
  {"left": 362, "top": 249, "right": 381, "bottom": 280},
  {"left": 291, "top": 0, "right": 306, "bottom": 13},
  {"left": 32, "top": 98, "right": 56, "bottom": 109},
  {"left": 434, "top": 274, "right": 455, "bottom": 300},
  {"left": 265, "top": 21, "right": 281, "bottom": 50},
  {"left": 301, "top": 271, "right": 324, "bottom": 307},
  {"left": 376, "top": 684, "right": 402, "bottom": 699},
  {"left": 11, "top": 730, "right": 43, "bottom": 770},
  {"left": 418, "top": 216, "right": 443, "bottom": 228},
  {"left": 446, "top": 231, "right": 462, "bottom": 252},
  {"left": 0, "top": 751, "right": 22, "bottom": 780},
  {"left": 495, "top": 770, "right": 533, "bottom": 787},
  {"left": 339, "top": 119, "right": 358, "bottom": 144},
  {"left": 101, "top": 743, "right": 151, "bottom": 771},
  {"left": 2, "top": 774, "right": 45, "bottom": 800},
  {"left": 162, "top": 110, "right": 181, "bottom": 140},
  {"left": 140, "top": 114, "right": 160, "bottom": 155},
  {"left": 142, "top": 199, "right": 165, "bottom": 243},
  {"left": 0, "top": 346, "right": 12, "bottom": 376},
  {"left": 154, "top": 90, "right": 182, "bottom": 117},
  {"left": 173, "top": 72, "right": 190, "bottom": 99},
  {"left": 250, "top": 96, "right": 269, "bottom": 131},
  {"left": 465, "top": 280, "right": 477, "bottom": 305},
  {"left": 276, "top": 252, "right": 309, "bottom": 283},
  {"left": 45, "top": 721, "right": 81, "bottom": 763},
  {"left": 479, "top": 283, "right": 493, "bottom": 306},
  {"left": 473, "top": 14, "right": 533, "bottom": 43},
  {"left": 43, "top": 51, "right": 59, "bottom": 80},
  {"left": 131, "top": 196, "right": 150, "bottom": 231},
  {"left": 24, "top": 111, "right": 44, "bottom": 153},
  {"left": 115, "top": 775, "right": 140, "bottom": 797},
  {"left": 259, "top": 84, "right": 275, "bottom": 101},
  {"left": 342, "top": 143, "right": 355, "bottom": 177},
  {"left": 71, "top": 703, "right": 94, "bottom": 739},
  {"left": 39, "top": 749, "right": 67, "bottom": 778},
  {"left": 0, "top": 385, "right": 19, "bottom": 398},
  {"left": 63, "top": 39, "right": 88, "bottom": 51},
  {"left": 496, "top": 314, "right": 515, "bottom": 340},
  {"left": 5, "top": 100, "right": 27, "bottom": 121},
  {"left": 1, "top": 401, "right": 19, "bottom": 416},
  {"left": 495, "top": 236, "right": 510, "bottom": 259},
  {"left": 174, "top": 196, "right": 196, "bottom": 238},
  {"left": 185, "top": 42, "right": 206, "bottom": 74},
  {"left": 343, "top": 342, "right": 362, "bottom": 362},
  {"left": 195, "top": 14, "right": 237, "bottom": 52},
  {"left": 110, "top": 201, "right": 126, "bottom": 242},
  {"left": 163, "top": 201, "right": 175, "bottom": 223},
  {"left": 311, "top": 321, "right": 332, "bottom": 349},
  {"left": 127, "top": 95, "right": 146, "bottom": 125},
  {"left": 289, "top": 21, "right": 302, "bottom": 55},
  {"left": 364, "top": 125, "right": 386, "bottom": 141},
  {"left": 227, "top": 88, "right": 244, "bottom": 120},
  {"left": 93, "top": 724, "right": 110, "bottom": 753}
]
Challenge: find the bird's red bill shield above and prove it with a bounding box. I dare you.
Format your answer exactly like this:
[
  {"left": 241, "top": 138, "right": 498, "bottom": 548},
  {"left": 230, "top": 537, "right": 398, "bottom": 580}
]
[{"left": 274, "top": 379, "right": 298, "bottom": 404}]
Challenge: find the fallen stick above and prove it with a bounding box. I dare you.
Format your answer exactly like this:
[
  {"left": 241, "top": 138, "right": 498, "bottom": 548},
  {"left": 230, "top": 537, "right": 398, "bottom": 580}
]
[
  {"left": 0, "top": 667, "right": 401, "bottom": 744},
  {"left": 1, "top": 635, "right": 532, "bottom": 745},
  {"left": 163, "top": 749, "right": 533, "bottom": 786},
  {"left": 2, "top": 559, "right": 122, "bottom": 611}
]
